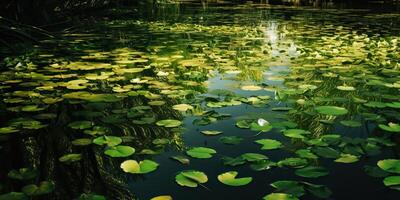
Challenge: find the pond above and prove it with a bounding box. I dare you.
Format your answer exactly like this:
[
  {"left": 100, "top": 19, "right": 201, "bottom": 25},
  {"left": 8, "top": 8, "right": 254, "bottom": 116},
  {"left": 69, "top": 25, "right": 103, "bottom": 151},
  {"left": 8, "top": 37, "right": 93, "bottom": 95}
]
[{"left": 0, "top": 4, "right": 400, "bottom": 200}]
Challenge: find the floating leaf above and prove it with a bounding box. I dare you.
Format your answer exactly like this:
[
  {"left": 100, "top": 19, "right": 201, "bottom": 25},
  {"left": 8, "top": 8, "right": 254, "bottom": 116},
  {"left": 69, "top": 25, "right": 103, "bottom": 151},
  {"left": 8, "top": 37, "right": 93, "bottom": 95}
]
[
  {"left": 315, "top": 106, "right": 348, "bottom": 116},
  {"left": 313, "top": 147, "right": 340, "bottom": 158},
  {"left": 334, "top": 154, "right": 359, "bottom": 163},
  {"left": 383, "top": 176, "right": 400, "bottom": 187},
  {"left": 156, "top": 119, "right": 182, "bottom": 128},
  {"left": 278, "top": 158, "right": 308, "bottom": 168},
  {"left": 150, "top": 195, "right": 173, "bottom": 200},
  {"left": 217, "top": 171, "right": 252, "bottom": 186},
  {"left": 270, "top": 181, "right": 305, "bottom": 197},
  {"left": 219, "top": 136, "right": 243, "bottom": 145},
  {"left": 22, "top": 181, "right": 55, "bottom": 196},
  {"left": 282, "top": 129, "right": 310, "bottom": 139},
  {"left": 93, "top": 136, "right": 122, "bottom": 147},
  {"left": 241, "top": 85, "right": 262, "bottom": 91},
  {"left": 171, "top": 156, "right": 190, "bottom": 165},
  {"left": 295, "top": 166, "right": 329, "bottom": 178},
  {"left": 8, "top": 168, "right": 38, "bottom": 180},
  {"left": 175, "top": 170, "right": 208, "bottom": 187},
  {"left": 255, "top": 139, "right": 283, "bottom": 150},
  {"left": 75, "top": 193, "right": 106, "bottom": 200},
  {"left": 120, "top": 160, "right": 159, "bottom": 174},
  {"left": 241, "top": 153, "right": 268, "bottom": 162},
  {"left": 250, "top": 160, "right": 276, "bottom": 171},
  {"left": 172, "top": 104, "right": 193, "bottom": 112},
  {"left": 303, "top": 182, "right": 332, "bottom": 199},
  {"left": 236, "top": 120, "right": 251, "bottom": 129},
  {"left": 68, "top": 121, "right": 93, "bottom": 130},
  {"left": 104, "top": 146, "right": 135, "bottom": 157},
  {"left": 201, "top": 130, "right": 222, "bottom": 136},
  {"left": 295, "top": 149, "right": 318, "bottom": 159},
  {"left": 263, "top": 193, "right": 298, "bottom": 200},
  {"left": 0, "top": 126, "right": 20, "bottom": 134},
  {"left": 250, "top": 122, "right": 272, "bottom": 132},
  {"left": 378, "top": 122, "right": 400, "bottom": 133},
  {"left": 186, "top": 147, "right": 216, "bottom": 159},
  {"left": 377, "top": 159, "right": 400, "bottom": 173},
  {"left": 337, "top": 85, "right": 355, "bottom": 91},
  {"left": 59, "top": 154, "right": 82, "bottom": 163},
  {"left": 340, "top": 120, "right": 362, "bottom": 128},
  {"left": 222, "top": 156, "right": 246, "bottom": 166},
  {"left": 72, "top": 138, "right": 92, "bottom": 146},
  {"left": 364, "top": 165, "right": 390, "bottom": 178}
]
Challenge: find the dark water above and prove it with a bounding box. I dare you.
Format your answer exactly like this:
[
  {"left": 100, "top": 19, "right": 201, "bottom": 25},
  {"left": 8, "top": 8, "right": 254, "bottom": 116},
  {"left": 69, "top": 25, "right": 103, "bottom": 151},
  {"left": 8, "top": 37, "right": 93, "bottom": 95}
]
[{"left": 0, "top": 4, "right": 400, "bottom": 200}]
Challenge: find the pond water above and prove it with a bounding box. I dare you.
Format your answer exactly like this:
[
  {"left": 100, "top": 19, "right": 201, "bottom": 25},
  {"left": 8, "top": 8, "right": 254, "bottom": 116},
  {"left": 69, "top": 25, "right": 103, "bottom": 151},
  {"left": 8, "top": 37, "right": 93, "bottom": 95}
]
[{"left": 0, "top": 4, "right": 400, "bottom": 200}]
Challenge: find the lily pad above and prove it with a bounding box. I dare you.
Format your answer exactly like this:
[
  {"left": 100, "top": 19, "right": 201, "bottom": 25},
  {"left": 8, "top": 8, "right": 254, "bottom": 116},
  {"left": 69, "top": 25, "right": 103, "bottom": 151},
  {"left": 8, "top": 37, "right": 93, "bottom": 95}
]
[
  {"left": 282, "top": 129, "right": 310, "bottom": 139},
  {"left": 93, "top": 136, "right": 122, "bottom": 147},
  {"left": 156, "top": 119, "right": 182, "bottom": 128},
  {"left": 201, "top": 130, "right": 222, "bottom": 136},
  {"left": 340, "top": 120, "right": 362, "bottom": 128},
  {"left": 0, "top": 126, "right": 20, "bottom": 134},
  {"left": 334, "top": 154, "right": 359, "bottom": 163},
  {"left": 295, "top": 166, "right": 329, "bottom": 178},
  {"left": 378, "top": 122, "right": 400, "bottom": 133},
  {"left": 150, "top": 195, "right": 173, "bottom": 200},
  {"left": 104, "top": 146, "right": 135, "bottom": 157},
  {"left": 59, "top": 154, "right": 82, "bottom": 163},
  {"left": 8, "top": 168, "right": 38, "bottom": 180},
  {"left": 241, "top": 153, "right": 268, "bottom": 162},
  {"left": 22, "top": 181, "right": 55, "bottom": 196},
  {"left": 186, "top": 147, "right": 216, "bottom": 159},
  {"left": 270, "top": 180, "right": 305, "bottom": 197},
  {"left": 315, "top": 106, "right": 348, "bottom": 116},
  {"left": 377, "top": 159, "right": 400, "bottom": 173},
  {"left": 217, "top": 171, "right": 252, "bottom": 186},
  {"left": 172, "top": 104, "right": 193, "bottom": 112},
  {"left": 263, "top": 193, "right": 299, "bottom": 200},
  {"left": 175, "top": 170, "right": 208, "bottom": 187},
  {"left": 250, "top": 122, "right": 272, "bottom": 132},
  {"left": 255, "top": 139, "right": 283, "bottom": 150},
  {"left": 383, "top": 176, "right": 400, "bottom": 187},
  {"left": 120, "top": 159, "right": 159, "bottom": 174},
  {"left": 171, "top": 155, "right": 190, "bottom": 165},
  {"left": 219, "top": 136, "right": 243, "bottom": 145},
  {"left": 68, "top": 121, "right": 93, "bottom": 130}
]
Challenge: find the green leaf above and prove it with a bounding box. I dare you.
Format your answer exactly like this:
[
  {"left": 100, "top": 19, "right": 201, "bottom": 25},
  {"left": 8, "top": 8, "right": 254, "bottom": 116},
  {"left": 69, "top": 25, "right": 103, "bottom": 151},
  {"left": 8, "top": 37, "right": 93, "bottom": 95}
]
[
  {"left": 295, "top": 149, "right": 318, "bottom": 159},
  {"left": 104, "top": 146, "right": 135, "bottom": 157},
  {"left": 378, "top": 122, "right": 400, "bottom": 133},
  {"left": 334, "top": 154, "right": 359, "bottom": 163},
  {"left": 295, "top": 166, "right": 329, "bottom": 178},
  {"left": 282, "top": 129, "right": 310, "bottom": 139},
  {"left": 175, "top": 170, "right": 208, "bottom": 187},
  {"left": 270, "top": 180, "right": 305, "bottom": 197},
  {"left": 217, "top": 171, "right": 252, "bottom": 186},
  {"left": 377, "top": 159, "right": 400, "bottom": 173},
  {"left": 68, "top": 121, "right": 93, "bottom": 130},
  {"left": 313, "top": 147, "right": 340, "bottom": 158},
  {"left": 93, "top": 136, "right": 122, "bottom": 147},
  {"left": 303, "top": 182, "right": 332, "bottom": 198},
  {"left": 222, "top": 156, "right": 246, "bottom": 166},
  {"left": 236, "top": 120, "right": 251, "bottom": 129},
  {"left": 156, "top": 119, "right": 182, "bottom": 128},
  {"left": 263, "top": 193, "right": 299, "bottom": 200},
  {"left": 241, "top": 153, "right": 268, "bottom": 162},
  {"left": 250, "top": 160, "right": 276, "bottom": 171},
  {"left": 150, "top": 195, "right": 172, "bottom": 200},
  {"left": 201, "top": 130, "right": 222, "bottom": 136},
  {"left": 383, "top": 176, "right": 400, "bottom": 186},
  {"left": 0, "top": 126, "right": 19, "bottom": 134},
  {"left": 255, "top": 139, "right": 283, "bottom": 150},
  {"left": 186, "top": 147, "right": 216, "bottom": 159},
  {"left": 75, "top": 193, "right": 106, "bottom": 200},
  {"left": 0, "top": 192, "right": 28, "bottom": 200},
  {"left": 8, "top": 168, "right": 38, "bottom": 180},
  {"left": 278, "top": 158, "right": 308, "bottom": 168},
  {"left": 172, "top": 104, "right": 193, "bottom": 112},
  {"left": 340, "top": 120, "right": 362, "bottom": 128},
  {"left": 364, "top": 165, "right": 390, "bottom": 178},
  {"left": 219, "top": 136, "right": 243, "bottom": 145},
  {"left": 72, "top": 138, "right": 92, "bottom": 146},
  {"left": 171, "top": 155, "right": 190, "bottom": 165},
  {"left": 59, "top": 154, "right": 82, "bottom": 163},
  {"left": 250, "top": 122, "right": 272, "bottom": 132},
  {"left": 120, "top": 160, "right": 159, "bottom": 174},
  {"left": 22, "top": 181, "right": 55, "bottom": 196},
  {"left": 315, "top": 106, "right": 348, "bottom": 116}
]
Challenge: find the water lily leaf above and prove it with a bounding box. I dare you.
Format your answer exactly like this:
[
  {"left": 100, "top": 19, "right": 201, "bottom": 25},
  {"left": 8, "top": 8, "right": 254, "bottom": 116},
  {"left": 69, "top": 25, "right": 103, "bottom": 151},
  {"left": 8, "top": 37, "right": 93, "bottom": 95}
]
[
  {"left": 282, "top": 129, "right": 310, "bottom": 139},
  {"left": 0, "top": 192, "right": 28, "bottom": 200},
  {"left": 75, "top": 193, "right": 106, "bottom": 200},
  {"left": 250, "top": 122, "right": 272, "bottom": 132},
  {"left": 278, "top": 158, "right": 308, "bottom": 168},
  {"left": 378, "top": 122, "right": 400, "bottom": 133},
  {"left": 270, "top": 180, "right": 305, "bottom": 197},
  {"left": 263, "top": 193, "right": 298, "bottom": 200},
  {"left": 172, "top": 104, "right": 193, "bottom": 112},
  {"left": 148, "top": 101, "right": 165, "bottom": 106},
  {"left": 222, "top": 156, "right": 246, "bottom": 166},
  {"left": 334, "top": 154, "right": 359, "bottom": 163},
  {"left": 152, "top": 138, "right": 170, "bottom": 146},
  {"left": 201, "top": 130, "right": 222, "bottom": 136},
  {"left": 383, "top": 176, "right": 400, "bottom": 187},
  {"left": 156, "top": 119, "right": 182, "bottom": 128},
  {"left": 295, "top": 166, "right": 329, "bottom": 178},
  {"left": 171, "top": 155, "right": 190, "bottom": 165},
  {"left": 313, "top": 147, "right": 340, "bottom": 158},
  {"left": 72, "top": 138, "right": 92, "bottom": 146},
  {"left": 59, "top": 154, "right": 82, "bottom": 163},
  {"left": 93, "top": 136, "right": 122, "bottom": 147},
  {"left": 255, "top": 139, "right": 283, "bottom": 150},
  {"left": 68, "top": 121, "right": 93, "bottom": 130},
  {"left": 303, "top": 182, "right": 332, "bottom": 199},
  {"left": 236, "top": 120, "right": 251, "bottom": 128},
  {"left": 386, "top": 102, "right": 400, "bottom": 109},
  {"left": 337, "top": 85, "right": 355, "bottom": 91},
  {"left": 377, "top": 159, "right": 400, "bottom": 173},
  {"left": 295, "top": 149, "right": 318, "bottom": 159},
  {"left": 241, "top": 153, "right": 268, "bottom": 162},
  {"left": 217, "top": 171, "right": 252, "bottom": 186},
  {"left": 186, "top": 147, "right": 216, "bottom": 159},
  {"left": 219, "top": 136, "right": 243, "bottom": 145},
  {"left": 104, "top": 146, "right": 135, "bottom": 157},
  {"left": 175, "top": 170, "right": 208, "bottom": 187},
  {"left": 250, "top": 160, "right": 276, "bottom": 171},
  {"left": 21, "top": 105, "right": 47, "bottom": 112},
  {"left": 120, "top": 159, "right": 159, "bottom": 174},
  {"left": 8, "top": 168, "right": 38, "bottom": 180},
  {"left": 150, "top": 195, "right": 172, "bottom": 200},
  {"left": 22, "top": 181, "right": 55, "bottom": 196},
  {"left": 364, "top": 165, "right": 390, "bottom": 178},
  {"left": 340, "top": 120, "right": 362, "bottom": 128},
  {"left": 315, "top": 106, "right": 348, "bottom": 116},
  {"left": 364, "top": 101, "right": 387, "bottom": 108},
  {"left": 0, "top": 126, "right": 20, "bottom": 134},
  {"left": 241, "top": 85, "right": 262, "bottom": 91}
]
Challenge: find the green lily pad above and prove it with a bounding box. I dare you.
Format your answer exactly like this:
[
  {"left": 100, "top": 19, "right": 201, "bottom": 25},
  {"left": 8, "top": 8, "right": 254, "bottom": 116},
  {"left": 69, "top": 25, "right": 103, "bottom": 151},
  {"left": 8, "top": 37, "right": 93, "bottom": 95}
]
[
  {"left": 150, "top": 195, "right": 172, "bottom": 200},
  {"left": 270, "top": 180, "right": 304, "bottom": 197},
  {"left": 93, "top": 136, "right": 122, "bottom": 147},
  {"left": 336, "top": 85, "right": 355, "bottom": 91},
  {"left": 186, "top": 147, "right": 216, "bottom": 159},
  {"left": 22, "top": 181, "right": 55, "bottom": 196},
  {"left": 217, "top": 171, "right": 252, "bottom": 186},
  {"left": 313, "top": 147, "right": 340, "bottom": 158},
  {"left": 0, "top": 126, "right": 19, "bottom": 134},
  {"left": 171, "top": 155, "right": 190, "bottom": 165},
  {"left": 250, "top": 160, "right": 276, "bottom": 171},
  {"left": 263, "top": 193, "right": 298, "bottom": 200},
  {"left": 340, "top": 120, "right": 362, "bottom": 128},
  {"left": 282, "top": 129, "right": 310, "bottom": 139},
  {"left": 241, "top": 153, "right": 268, "bottom": 162},
  {"left": 295, "top": 166, "right": 329, "bottom": 178},
  {"left": 219, "top": 136, "right": 243, "bottom": 145},
  {"left": 315, "top": 106, "right": 348, "bottom": 116},
  {"left": 278, "top": 158, "right": 308, "bottom": 168},
  {"left": 364, "top": 165, "right": 390, "bottom": 178},
  {"left": 75, "top": 193, "right": 106, "bottom": 200},
  {"left": 0, "top": 192, "right": 28, "bottom": 200},
  {"left": 303, "top": 182, "right": 332, "bottom": 199},
  {"left": 156, "top": 119, "right": 182, "bottom": 128},
  {"left": 250, "top": 122, "right": 272, "bottom": 132},
  {"left": 378, "top": 122, "right": 400, "bottom": 133},
  {"left": 383, "top": 176, "right": 400, "bottom": 187},
  {"left": 377, "top": 159, "right": 400, "bottom": 173},
  {"left": 334, "top": 154, "right": 359, "bottom": 163},
  {"left": 201, "top": 130, "right": 222, "bottom": 136},
  {"left": 175, "top": 170, "right": 208, "bottom": 187},
  {"left": 59, "top": 154, "right": 82, "bottom": 163},
  {"left": 72, "top": 138, "right": 92, "bottom": 146},
  {"left": 8, "top": 168, "right": 38, "bottom": 180},
  {"left": 295, "top": 149, "right": 318, "bottom": 159},
  {"left": 104, "top": 146, "right": 135, "bottom": 157},
  {"left": 172, "top": 104, "right": 193, "bottom": 112},
  {"left": 68, "top": 121, "right": 93, "bottom": 130},
  {"left": 120, "top": 159, "right": 159, "bottom": 174},
  {"left": 255, "top": 139, "right": 283, "bottom": 150},
  {"left": 222, "top": 156, "right": 247, "bottom": 166},
  {"left": 236, "top": 120, "right": 251, "bottom": 129}
]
